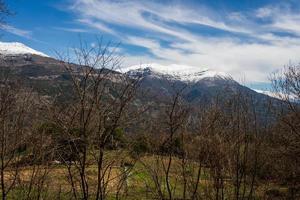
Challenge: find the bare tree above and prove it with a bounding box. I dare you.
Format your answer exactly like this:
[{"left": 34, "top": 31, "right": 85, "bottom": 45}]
[
  {"left": 136, "top": 82, "right": 190, "bottom": 200},
  {"left": 0, "top": 0, "right": 11, "bottom": 32},
  {"left": 271, "top": 64, "right": 300, "bottom": 199},
  {"left": 0, "top": 68, "right": 37, "bottom": 200},
  {"left": 272, "top": 64, "right": 300, "bottom": 138},
  {"left": 51, "top": 38, "right": 140, "bottom": 200}
]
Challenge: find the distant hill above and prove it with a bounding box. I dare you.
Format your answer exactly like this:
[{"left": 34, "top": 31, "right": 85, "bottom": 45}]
[{"left": 0, "top": 42, "right": 280, "bottom": 125}]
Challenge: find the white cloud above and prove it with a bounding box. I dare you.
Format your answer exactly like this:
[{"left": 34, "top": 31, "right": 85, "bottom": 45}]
[
  {"left": 54, "top": 27, "right": 90, "bottom": 33},
  {"left": 1, "top": 24, "right": 32, "bottom": 39},
  {"left": 76, "top": 18, "right": 118, "bottom": 36},
  {"left": 253, "top": 5, "right": 300, "bottom": 37},
  {"left": 255, "top": 7, "right": 273, "bottom": 18},
  {"left": 126, "top": 36, "right": 160, "bottom": 50},
  {"left": 69, "top": 0, "right": 236, "bottom": 42},
  {"left": 67, "top": 0, "right": 300, "bottom": 83},
  {"left": 120, "top": 35, "right": 300, "bottom": 82}
]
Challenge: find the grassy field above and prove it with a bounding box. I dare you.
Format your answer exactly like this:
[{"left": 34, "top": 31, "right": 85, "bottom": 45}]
[{"left": 0, "top": 151, "right": 292, "bottom": 199}]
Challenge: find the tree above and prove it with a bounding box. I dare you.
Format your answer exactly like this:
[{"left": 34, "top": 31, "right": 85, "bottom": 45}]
[
  {"left": 0, "top": 0, "right": 11, "bottom": 31},
  {"left": 0, "top": 68, "right": 35, "bottom": 200},
  {"left": 53, "top": 38, "right": 141, "bottom": 200},
  {"left": 271, "top": 64, "right": 300, "bottom": 199}
]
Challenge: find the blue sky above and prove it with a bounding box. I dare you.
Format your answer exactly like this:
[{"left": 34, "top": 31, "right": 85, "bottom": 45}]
[{"left": 2, "top": 0, "right": 300, "bottom": 89}]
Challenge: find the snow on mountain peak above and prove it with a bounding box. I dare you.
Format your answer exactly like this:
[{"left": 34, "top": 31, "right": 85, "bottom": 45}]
[
  {"left": 0, "top": 42, "right": 49, "bottom": 57},
  {"left": 254, "top": 89, "right": 298, "bottom": 101},
  {"left": 122, "top": 63, "right": 228, "bottom": 82}
]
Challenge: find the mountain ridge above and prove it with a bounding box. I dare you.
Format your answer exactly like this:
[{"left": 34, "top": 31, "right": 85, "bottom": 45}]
[
  {"left": 0, "top": 41, "right": 278, "bottom": 104},
  {"left": 123, "top": 63, "right": 229, "bottom": 83},
  {"left": 0, "top": 41, "right": 49, "bottom": 57}
]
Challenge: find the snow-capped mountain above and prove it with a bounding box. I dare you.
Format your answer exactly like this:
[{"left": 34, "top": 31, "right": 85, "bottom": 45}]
[
  {"left": 121, "top": 63, "right": 280, "bottom": 117},
  {"left": 0, "top": 48, "right": 280, "bottom": 124},
  {"left": 254, "top": 89, "right": 280, "bottom": 99},
  {"left": 0, "top": 42, "right": 49, "bottom": 57},
  {"left": 122, "top": 63, "right": 228, "bottom": 83},
  {"left": 254, "top": 89, "right": 298, "bottom": 101}
]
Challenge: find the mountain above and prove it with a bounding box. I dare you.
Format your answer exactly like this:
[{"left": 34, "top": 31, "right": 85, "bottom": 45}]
[
  {"left": 0, "top": 42, "right": 279, "bottom": 119},
  {"left": 122, "top": 64, "right": 272, "bottom": 105},
  {"left": 0, "top": 42, "right": 75, "bottom": 98},
  {"left": 0, "top": 42, "right": 49, "bottom": 57},
  {"left": 0, "top": 42, "right": 126, "bottom": 101},
  {"left": 123, "top": 63, "right": 228, "bottom": 83},
  {"left": 124, "top": 64, "right": 282, "bottom": 126}
]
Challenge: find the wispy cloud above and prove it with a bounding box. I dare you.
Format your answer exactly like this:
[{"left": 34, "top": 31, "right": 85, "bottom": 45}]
[
  {"left": 76, "top": 18, "right": 118, "bottom": 36},
  {"left": 127, "top": 36, "right": 160, "bottom": 50},
  {"left": 54, "top": 26, "right": 90, "bottom": 33},
  {"left": 79, "top": 1, "right": 255, "bottom": 34},
  {"left": 261, "top": 7, "right": 300, "bottom": 37},
  {"left": 66, "top": 0, "right": 300, "bottom": 83},
  {"left": 1, "top": 24, "right": 32, "bottom": 39}
]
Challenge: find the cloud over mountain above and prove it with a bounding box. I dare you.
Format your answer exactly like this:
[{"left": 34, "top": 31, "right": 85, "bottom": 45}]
[{"left": 67, "top": 0, "right": 300, "bottom": 83}]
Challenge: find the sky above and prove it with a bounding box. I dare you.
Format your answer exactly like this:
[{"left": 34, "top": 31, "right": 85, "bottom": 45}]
[{"left": 2, "top": 0, "right": 300, "bottom": 90}]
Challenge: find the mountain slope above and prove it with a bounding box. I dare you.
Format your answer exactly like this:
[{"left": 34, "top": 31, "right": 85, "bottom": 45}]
[
  {"left": 123, "top": 63, "right": 228, "bottom": 83},
  {"left": 124, "top": 64, "right": 270, "bottom": 103},
  {"left": 0, "top": 42, "right": 279, "bottom": 118},
  {"left": 0, "top": 42, "right": 49, "bottom": 57}
]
